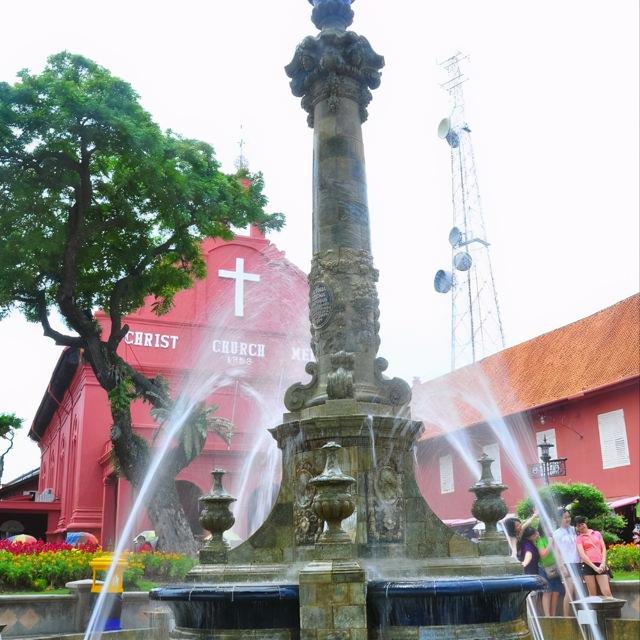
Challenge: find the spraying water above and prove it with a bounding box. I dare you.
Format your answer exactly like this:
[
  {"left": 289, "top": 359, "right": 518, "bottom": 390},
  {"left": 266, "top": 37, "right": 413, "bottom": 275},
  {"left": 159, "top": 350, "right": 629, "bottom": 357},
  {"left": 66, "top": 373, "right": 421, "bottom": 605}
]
[
  {"left": 413, "top": 368, "right": 601, "bottom": 640},
  {"left": 84, "top": 244, "right": 311, "bottom": 638},
  {"left": 364, "top": 415, "right": 377, "bottom": 469},
  {"left": 84, "top": 368, "right": 244, "bottom": 640},
  {"left": 233, "top": 420, "right": 281, "bottom": 538}
]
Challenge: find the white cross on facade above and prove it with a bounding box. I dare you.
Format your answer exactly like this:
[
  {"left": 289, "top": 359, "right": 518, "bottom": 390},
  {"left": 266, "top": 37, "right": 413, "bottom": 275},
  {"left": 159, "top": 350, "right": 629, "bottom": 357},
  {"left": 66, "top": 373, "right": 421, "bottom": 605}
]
[{"left": 218, "top": 257, "right": 261, "bottom": 317}]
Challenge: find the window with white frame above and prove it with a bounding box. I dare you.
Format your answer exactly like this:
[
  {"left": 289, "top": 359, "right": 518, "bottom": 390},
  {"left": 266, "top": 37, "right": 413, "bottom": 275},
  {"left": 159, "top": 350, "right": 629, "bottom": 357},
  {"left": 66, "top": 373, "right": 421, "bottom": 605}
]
[
  {"left": 482, "top": 443, "right": 502, "bottom": 482},
  {"left": 439, "top": 454, "right": 454, "bottom": 494},
  {"left": 598, "top": 409, "right": 630, "bottom": 469},
  {"left": 536, "top": 428, "right": 558, "bottom": 459}
]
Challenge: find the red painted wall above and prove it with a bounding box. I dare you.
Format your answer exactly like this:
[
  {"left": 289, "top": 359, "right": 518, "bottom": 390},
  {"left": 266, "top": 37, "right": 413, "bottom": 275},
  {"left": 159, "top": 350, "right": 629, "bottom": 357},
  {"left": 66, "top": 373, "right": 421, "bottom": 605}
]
[{"left": 416, "top": 380, "right": 640, "bottom": 521}]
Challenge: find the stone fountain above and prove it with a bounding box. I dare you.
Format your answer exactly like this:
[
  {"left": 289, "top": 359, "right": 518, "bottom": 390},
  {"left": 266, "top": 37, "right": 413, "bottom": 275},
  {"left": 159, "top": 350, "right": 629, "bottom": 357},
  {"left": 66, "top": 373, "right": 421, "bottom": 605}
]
[{"left": 150, "top": 1, "right": 543, "bottom": 637}]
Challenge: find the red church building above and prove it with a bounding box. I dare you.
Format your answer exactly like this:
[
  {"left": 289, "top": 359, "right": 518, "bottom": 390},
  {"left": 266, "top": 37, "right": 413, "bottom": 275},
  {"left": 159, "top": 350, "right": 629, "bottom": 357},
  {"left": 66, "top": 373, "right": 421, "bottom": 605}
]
[
  {"left": 0, "top": 228, "right": 310, "bottom": 546},
  {"left": 412, "top": 293, "right": 640, "bottom": 535}
]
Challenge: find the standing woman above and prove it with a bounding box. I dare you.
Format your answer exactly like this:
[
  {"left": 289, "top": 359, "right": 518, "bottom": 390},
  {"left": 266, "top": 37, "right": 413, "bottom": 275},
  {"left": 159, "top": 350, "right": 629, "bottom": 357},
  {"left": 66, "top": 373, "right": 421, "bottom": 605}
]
[
  {"left": 503, "top": 513, "right": 537, "bottom": 558},
  {"left": 553, "top": 509, "right": 582, "bottom": 616},
  {"left": 536, "top": 524, "right": 562, "bottom": 616},
  {"left": 519, "top": 526, "right": 542, "bottom": 575},
  {"left": 575, "top": 516, "right": 612, "bottom": 597}
]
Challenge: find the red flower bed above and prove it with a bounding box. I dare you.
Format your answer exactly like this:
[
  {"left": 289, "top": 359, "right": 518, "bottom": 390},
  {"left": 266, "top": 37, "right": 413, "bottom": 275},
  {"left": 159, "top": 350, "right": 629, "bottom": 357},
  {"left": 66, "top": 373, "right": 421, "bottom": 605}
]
[{"left": 0, "top": 540, "right": 100, "bottom": 555}]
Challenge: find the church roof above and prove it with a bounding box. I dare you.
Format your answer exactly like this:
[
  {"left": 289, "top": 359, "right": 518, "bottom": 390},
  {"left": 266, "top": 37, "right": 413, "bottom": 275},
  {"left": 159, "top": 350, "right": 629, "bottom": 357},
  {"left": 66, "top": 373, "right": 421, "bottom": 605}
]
[
  {"left": 412, "top": 294, "right": 640, "bottom": 436},
  {"left": 29, "top": 347, "right": 81, "bottom": 442}
]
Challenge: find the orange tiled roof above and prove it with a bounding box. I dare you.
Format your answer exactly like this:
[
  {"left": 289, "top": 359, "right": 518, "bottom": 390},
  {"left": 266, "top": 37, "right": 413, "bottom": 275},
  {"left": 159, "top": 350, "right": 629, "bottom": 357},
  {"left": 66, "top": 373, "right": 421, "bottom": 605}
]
[{"left": 412, "top": 294, "right": 640, "bottom": 436}]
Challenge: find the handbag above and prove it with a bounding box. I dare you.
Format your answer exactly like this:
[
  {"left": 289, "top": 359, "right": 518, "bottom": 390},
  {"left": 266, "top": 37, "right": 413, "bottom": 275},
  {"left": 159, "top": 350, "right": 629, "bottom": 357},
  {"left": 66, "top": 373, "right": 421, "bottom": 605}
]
[{"left": 544, "top": 564, "right": 559, "bottom": 579}]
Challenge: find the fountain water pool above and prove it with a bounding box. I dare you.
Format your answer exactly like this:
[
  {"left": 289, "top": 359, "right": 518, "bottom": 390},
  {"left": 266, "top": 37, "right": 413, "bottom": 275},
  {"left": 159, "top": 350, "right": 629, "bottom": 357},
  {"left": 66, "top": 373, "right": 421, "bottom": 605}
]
[{"left": 150, "top": 574, "right": 547, "bottom": 637}]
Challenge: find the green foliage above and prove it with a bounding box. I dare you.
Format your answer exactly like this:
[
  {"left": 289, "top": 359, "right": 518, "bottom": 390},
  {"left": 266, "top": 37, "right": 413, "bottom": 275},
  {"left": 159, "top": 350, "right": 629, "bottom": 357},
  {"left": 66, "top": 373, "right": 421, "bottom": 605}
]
[
  {"left": 0, "top": 412, "right": 22, "bottom": 438},
  {"left": 0, "top": 547, "right": 197, "bottom": 592},
  {"left": 96, "top": 552, "right": 195, "bottom": 590},
  {"left": 516, "top": 482, "right": 625, "bottom": 543},
  {"left": 0, "top": 51, "right": 281, "bottom": 549},
  {"left": 121, "top": 564, "right": 144, "bottom": 590},
  {"left": 31, "top": 577, "right": 48, "bottom": 592},
  {"left": 0, "top": 549, "right": 96, "bottom": 591},
  {"left": 0, "top": 51, "right": 283, "bottom": 325},
  {"left": 0, "top": 412, "right": 23, "bottom": 483},
  {"left": 107, "top": 378, "right": 137, "bottom": 414},
  {"left": 131, "top": 551, "right": 197, "bottom": 582},
  {"left": 607, "top": 544, "right": 640, "bottom": 572}
]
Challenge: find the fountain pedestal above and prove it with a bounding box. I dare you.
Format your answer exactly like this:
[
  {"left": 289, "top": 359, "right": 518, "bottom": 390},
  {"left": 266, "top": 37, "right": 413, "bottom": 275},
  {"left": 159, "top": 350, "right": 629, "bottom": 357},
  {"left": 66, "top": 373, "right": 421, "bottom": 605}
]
[{"left": 299, "top": 560, "right": 367, "bottom": 640}]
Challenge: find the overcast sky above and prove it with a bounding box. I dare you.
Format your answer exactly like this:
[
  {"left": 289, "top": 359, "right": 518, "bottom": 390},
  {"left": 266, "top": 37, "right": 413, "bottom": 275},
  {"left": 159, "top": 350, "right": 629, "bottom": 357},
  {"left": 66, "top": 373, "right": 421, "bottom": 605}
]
[{"left": 0, "top": 0, "right": 638, "bottom": 482}]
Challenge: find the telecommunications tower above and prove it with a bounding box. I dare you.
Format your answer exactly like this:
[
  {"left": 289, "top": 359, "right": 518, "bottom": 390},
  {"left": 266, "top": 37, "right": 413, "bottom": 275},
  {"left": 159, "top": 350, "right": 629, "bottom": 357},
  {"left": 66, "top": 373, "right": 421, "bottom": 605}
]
[{"left": 434, "top": 53, "right": 505, "bottom": 370}]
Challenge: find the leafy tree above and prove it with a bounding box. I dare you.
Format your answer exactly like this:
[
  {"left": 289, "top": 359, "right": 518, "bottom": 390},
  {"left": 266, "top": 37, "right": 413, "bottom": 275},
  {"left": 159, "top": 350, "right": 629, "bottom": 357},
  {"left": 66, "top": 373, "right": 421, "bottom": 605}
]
[
  {"left": 0, "top": 413, "right": 23, "bottom": 485},
  {"left": 516, "top": 482, "right": 626, "bottom": 544},
  {"left": 0, "top": 52, "right": 283, "bottom": 554}
]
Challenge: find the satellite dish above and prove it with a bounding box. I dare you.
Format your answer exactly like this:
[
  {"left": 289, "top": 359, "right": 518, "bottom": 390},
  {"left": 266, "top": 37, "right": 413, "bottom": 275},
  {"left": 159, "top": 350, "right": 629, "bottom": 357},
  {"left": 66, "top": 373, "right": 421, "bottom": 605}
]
[
  {"left": 434, "top": 270, "right": 453, "bottom": 294},
  {"left": 453, "top": 252, "right": 473, "bottom": 271},
  {"left": 448, "top": 226, "right": 463, "bottom": 247},
  {"left": 437, "top": 118, "right": 451, "bottom": 139}
]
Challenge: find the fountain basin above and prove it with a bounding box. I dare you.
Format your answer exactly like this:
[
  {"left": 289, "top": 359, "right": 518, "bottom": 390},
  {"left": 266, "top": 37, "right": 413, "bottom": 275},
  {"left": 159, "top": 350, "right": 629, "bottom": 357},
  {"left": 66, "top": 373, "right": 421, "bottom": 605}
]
[
  {"left": 367, "top": 575, "right": 546, "bottom": 627},
  {"left": 151, "top": 574, "right": 544, "bottom": 635},
  {"left": 149, "top": 583, "right": 299, "bottom": 631}
]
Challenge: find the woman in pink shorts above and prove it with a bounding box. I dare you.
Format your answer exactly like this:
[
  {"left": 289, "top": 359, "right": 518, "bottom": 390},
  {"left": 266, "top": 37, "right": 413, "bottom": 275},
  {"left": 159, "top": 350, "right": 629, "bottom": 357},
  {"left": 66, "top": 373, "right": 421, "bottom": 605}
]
[{"left": 575, "top": 516, "right": 612, "bottom": 597}]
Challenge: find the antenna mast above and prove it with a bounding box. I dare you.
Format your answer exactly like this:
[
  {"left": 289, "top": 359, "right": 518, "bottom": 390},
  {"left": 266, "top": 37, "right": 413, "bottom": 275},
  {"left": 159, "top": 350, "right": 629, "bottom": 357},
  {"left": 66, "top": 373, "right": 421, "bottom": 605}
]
[{"left": 433, "top": 53, "right": 506, "bottom": 370}]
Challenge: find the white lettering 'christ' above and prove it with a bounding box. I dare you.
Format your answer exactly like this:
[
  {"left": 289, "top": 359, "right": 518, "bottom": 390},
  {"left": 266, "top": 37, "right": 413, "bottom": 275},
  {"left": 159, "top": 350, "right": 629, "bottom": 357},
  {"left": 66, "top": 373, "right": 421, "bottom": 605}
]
[{"left": 218, "top": 257, "right": 260, "bottom": 317}]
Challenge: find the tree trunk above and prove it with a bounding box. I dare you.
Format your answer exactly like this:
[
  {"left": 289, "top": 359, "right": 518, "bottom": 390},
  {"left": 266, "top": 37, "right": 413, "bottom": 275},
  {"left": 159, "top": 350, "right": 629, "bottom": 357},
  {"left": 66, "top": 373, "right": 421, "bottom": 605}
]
[
  {"left": 84, "top": 341, "right": 203, "bottom": 556},
  {"left": 147, "top": 473, "right": 199, "bottom": 556},
  {"left": 109, "top": 404, "right": 200, "bottom": 555}
]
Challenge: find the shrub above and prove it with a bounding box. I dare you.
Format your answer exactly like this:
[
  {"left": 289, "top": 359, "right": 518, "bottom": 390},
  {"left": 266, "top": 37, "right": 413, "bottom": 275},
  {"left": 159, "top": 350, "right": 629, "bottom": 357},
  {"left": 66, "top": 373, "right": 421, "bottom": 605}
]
[
  {"left": 0, "top": 548, "right": 98, "bottom": 591},
  {"left": 31, "top": 578, "right": 48, "bottom": 592},
  {"left": 0, "top": 544, "right": 196, "bottom": 592},
  {"left": 132, "top": 552, "right": 197, "bottom": 582},
  {"left": 607, "top": 544, "right": 640, "bottom": 572},
  {"left": 516, "top": 482, "right": 625, "bottom": 543}
]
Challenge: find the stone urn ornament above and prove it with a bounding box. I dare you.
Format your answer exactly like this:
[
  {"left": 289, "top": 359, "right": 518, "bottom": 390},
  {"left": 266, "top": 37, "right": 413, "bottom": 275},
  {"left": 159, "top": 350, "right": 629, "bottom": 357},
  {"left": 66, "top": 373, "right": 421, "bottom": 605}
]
[
  {"left": 198, "top": 468, "right": 236, "bottom": 563},
  {"left": 309, "top": 441, "right": 356, "bottom": 544},
  {"left": 469, "top": 453, "right": 509, "bottom": 556}
]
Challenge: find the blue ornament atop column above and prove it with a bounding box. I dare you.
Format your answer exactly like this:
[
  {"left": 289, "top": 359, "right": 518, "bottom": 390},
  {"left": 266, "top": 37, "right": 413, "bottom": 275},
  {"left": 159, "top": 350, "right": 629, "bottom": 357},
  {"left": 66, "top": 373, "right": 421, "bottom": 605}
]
[{"left": 307, "top": 0, "right": 355, "bottom": 31}]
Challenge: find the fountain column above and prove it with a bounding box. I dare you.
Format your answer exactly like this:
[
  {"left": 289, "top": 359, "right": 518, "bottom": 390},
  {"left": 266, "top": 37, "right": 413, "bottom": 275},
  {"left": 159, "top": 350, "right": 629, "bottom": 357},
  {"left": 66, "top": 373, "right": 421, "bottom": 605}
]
[
  {"left": 270, "top": 0, "right": 471, "bottom": 560},
  {"left": 284, "top": 0, "right": 411, "bottom": 414}
]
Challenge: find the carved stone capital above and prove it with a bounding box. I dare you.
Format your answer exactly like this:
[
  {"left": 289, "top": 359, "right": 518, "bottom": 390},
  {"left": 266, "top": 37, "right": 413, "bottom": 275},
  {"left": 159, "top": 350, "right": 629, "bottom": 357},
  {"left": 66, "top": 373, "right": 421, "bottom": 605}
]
[
  {"left": 285, "top": 29, "right": 384, "bottom": 126},
  {"left": 307, "top": 0, "right": 355, "bottom": 31}
]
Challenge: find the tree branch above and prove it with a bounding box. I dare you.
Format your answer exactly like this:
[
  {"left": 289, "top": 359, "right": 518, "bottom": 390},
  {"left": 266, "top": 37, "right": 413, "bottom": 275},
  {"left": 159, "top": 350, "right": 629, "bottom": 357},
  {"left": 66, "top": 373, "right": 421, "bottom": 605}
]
[
  {"left": 57, "top": 165, "right": 96, "bottom": 337},
  {"left": 26, "top": 292, "right": 84, "bottom": 347},
  {"left": 106, "top": 227, "right": 188, "bottom": 351}
]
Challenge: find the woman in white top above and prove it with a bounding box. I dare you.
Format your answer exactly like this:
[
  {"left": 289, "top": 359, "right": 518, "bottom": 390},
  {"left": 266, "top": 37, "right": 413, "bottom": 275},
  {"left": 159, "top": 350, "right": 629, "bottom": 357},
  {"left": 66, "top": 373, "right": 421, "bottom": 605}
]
[{"left": 552, "top": 509, "right": 582, "bottom": 616}]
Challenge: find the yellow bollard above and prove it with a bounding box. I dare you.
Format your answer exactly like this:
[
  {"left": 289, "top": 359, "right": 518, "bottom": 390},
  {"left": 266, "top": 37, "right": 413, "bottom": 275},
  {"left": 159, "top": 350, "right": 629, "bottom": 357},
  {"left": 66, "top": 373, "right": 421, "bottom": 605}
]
[{"left": 88, "top": 553, "right": 129, "bottom": 630}]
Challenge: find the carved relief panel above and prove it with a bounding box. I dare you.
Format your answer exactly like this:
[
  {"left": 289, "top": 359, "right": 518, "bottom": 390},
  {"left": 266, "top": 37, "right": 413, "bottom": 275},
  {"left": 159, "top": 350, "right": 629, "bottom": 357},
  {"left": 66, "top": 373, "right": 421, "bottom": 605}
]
[
  {"left": 366, "top": 460, "right": 404, "bottom": 543},
  {"left": 293, "top": 460, "right": 324, "bottom": 545}
]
